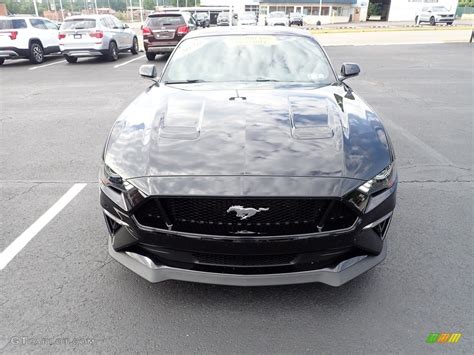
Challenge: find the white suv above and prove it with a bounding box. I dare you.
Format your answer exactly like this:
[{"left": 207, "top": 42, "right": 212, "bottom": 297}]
[
  {"left": 0, "top": 16, "right": 60, "bottom": 65},
  {"left": 59, "top": 15, "right": 138, "bottom": 63},
  {"left": 415, "top": 6, "right": 455, "bottom": 26}
]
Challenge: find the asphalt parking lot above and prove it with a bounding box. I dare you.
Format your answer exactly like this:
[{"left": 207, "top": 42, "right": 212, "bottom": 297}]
[{"left": 1, "top": 43, "right": 472, "bottom": 353}]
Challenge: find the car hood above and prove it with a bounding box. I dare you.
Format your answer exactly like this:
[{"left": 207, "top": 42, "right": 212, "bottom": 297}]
[{"left": 105, "top": 83, "right": 392, "bottom": 185}]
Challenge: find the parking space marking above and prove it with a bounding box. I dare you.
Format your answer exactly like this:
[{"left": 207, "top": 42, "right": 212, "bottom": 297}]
[
  {"left": 0, "top": 183, "right": 87, "bottom": 270},
  {"left": 29, "top": 60, "right": 67, "bottom": 71},
  {"left": 114, "top": 55, "right": 145, "bottom": 69}
]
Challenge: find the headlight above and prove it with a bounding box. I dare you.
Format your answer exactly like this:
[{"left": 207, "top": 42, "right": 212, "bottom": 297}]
[
  {"left": 100, "top": 164, "right": 127, "bottom": 192},
  {"left": 346, "top": 163, "right": 397, "bottom": 212},
  {"left": 357, "top": 163, "right": 396, "bottom": 196}
]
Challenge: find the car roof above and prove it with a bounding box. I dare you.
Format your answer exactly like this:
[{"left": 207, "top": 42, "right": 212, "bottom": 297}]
[
  {"left": 0, "top": 16, "right": 42, "bottom": 20},
  {"left": 63, "top": 15, "right": 108, "bottom": 20},
  {"left": 149, "top": 12, "right": 183, "bottom": 16},
  {"left": 184, "top": 26, "right": 313, "bottom": 40}
]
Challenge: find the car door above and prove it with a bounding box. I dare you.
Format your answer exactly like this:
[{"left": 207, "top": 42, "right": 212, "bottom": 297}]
[
  {"left": 29, "top": 19, "right": 53, "bottom": 48},
  {"left": 420, "top": 7, "right": 429, "bottom": 21},
  {"left": 109, "top": 16, "right": 124, "bottom": 49},
  {"left": 112, "top": 17, "right": 131, "bottom": 49},
  {"left": 42, "top": 19, "right": 60, "bottom": 49}
]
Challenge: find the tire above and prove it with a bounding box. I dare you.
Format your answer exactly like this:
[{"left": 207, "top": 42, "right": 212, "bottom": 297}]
[
  {"left": 430, "top": 16, "right": 435, "bottom": 26},
  {"left": 64, "top": 55, "right": 77, "bottom": 63},
  {"left": 146, "top": 51, "right": 156, "bottom": 61},
  {"left": 106, "top": 41, "right": 119, "bottom": 61},
  {"left": 447, "top": 22, "right": 453, "bottom": 25},
  {"left": 29, "top": 42, "right": 44, "bottom": 64},
  {"left": 0, "top": 58, "right": 4, "bottom": 65},
  {"left": 415, "top": 16, "right": 419, "bottom": 25},
  {"left": 130, "top": 37, "right": 139, "bottom": 54}
]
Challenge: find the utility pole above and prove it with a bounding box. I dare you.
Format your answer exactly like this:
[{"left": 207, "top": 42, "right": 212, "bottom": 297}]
[
  {"left": 32, "top": 0, "right": 39, "bottom": 16},
  {"left": 139, "top": 0, "right": 144, "bottom": 23},
  {"left": 59, "top": 0, "right": 64, "bottom": 21},
  {"left": 94, "top": 0, "right": 98, "bottom": 14}
]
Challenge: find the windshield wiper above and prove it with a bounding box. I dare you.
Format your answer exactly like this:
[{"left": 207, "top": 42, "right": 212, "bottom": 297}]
[
  {"left": 255, "top": 78, "right": 279, "bottom": 82},
  {"left": 164, "top": 79, "right": 206, "bottom": 84}
]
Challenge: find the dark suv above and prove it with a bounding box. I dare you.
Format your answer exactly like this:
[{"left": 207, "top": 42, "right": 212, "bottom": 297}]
[{"left": 142, "top": 12, "right": 197, "bottom": 61}]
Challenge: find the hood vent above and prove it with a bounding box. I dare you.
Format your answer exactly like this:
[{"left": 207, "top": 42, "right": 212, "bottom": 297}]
[{"left": 289, "top": 96, "right": 336, "bottom": 140}]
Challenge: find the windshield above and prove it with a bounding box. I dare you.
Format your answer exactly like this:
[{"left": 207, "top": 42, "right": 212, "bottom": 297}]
[
  {"left": 269, "top": 12, "right": 286, "bottom": 18},
  {"left": 431, "top": 6, "right": 449, "bottom": 12},
  {"left": 61, "top": 19, "right": 96, "bottom": 30},
  {"left": 162, "top": 35, "right": 336, "bottom": 85},
  {"left": 195, "top": 13, "right": 208, "bottom": 19},
  {"left": 146, "top": 15, "right": 184, "bottom": 27}
]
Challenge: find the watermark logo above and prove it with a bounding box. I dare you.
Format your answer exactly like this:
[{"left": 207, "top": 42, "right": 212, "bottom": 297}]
[{"left": 426, "top": 333, "right": 462, "bottom": 344}]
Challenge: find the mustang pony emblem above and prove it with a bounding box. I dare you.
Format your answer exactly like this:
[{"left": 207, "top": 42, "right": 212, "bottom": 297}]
[{"left": 226, "top": 206, "right": 269, "bottom": 220}]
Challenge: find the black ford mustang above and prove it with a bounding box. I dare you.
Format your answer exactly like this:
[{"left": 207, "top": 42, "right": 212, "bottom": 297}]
[{"left": 100, "top": 27, "right": 397, "bottom": 286}]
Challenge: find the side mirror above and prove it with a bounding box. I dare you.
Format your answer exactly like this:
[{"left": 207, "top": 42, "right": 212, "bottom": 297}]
[
  {"left": 339, "top": 63, "right": 360, "bottom": 81},
  {"left": 139, "top": 64, "right": 157, "bottom": 79},
  {"left": 123, "top": 24, "right": 129, "bottom": 29}
]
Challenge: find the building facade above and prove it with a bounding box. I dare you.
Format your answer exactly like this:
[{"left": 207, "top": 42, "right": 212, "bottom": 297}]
[
  {"left": 200, "top": 0, "right": 261, "bottom": 15},
  {"left": 259, "top": 0, "right": 359, "bottom": 24}
]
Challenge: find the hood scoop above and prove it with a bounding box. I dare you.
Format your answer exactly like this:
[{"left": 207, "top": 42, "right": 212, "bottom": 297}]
[
  {"left": 160, "top": 97, "right": 205, "bottom": 140},
  {"left": 289, "top": 96, "right": 336, "bottom": 140}
]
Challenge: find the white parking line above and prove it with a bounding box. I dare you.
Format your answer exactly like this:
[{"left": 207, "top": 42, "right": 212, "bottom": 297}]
[
  {"left": 0, "top": 183, "right": 87, "bottom": 270},
  {"left": 114, "top": 54, "right": 145, "bottom": 69},
  {"left": 29, "top": 60, "right": 66, "bottom": 70}
]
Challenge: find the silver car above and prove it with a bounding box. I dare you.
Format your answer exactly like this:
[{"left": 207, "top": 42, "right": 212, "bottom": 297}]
[{"left": 59, "top": 15, "right": 138, "bottom": 63}]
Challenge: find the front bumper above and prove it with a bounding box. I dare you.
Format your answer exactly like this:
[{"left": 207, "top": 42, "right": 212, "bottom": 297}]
[
  {"left": 435, "top": 18, "right": 454, "bottom": 23},
  {"left": 101, "top": 176, "right": 396, "bottom": 286},
  {"left": 109, "top": 236, "right": 387, "bottom": 286}
]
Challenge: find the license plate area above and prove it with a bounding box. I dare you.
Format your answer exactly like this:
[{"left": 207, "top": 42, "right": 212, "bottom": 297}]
[
  {"left": 154, "top": 30, "right": 175, "bottom": 40},
  {"left": 74, "top": 34, "right": 82, "bottom": 39}
]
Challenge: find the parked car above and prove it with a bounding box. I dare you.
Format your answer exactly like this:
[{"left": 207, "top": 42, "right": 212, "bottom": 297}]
[
  {"left": 0, "top": 16, "right": 60, "bottom": 65},
  {"left": 266, "top": 11, "right": 289, "bottom": 26},
  {"left": 237, "top": 13, "right": 257, "bottom": 26},
  {"left": 142, "top": 12, "right": 197, "bottom": 61},
  {"left": 289, "top": 12, "right": 303, "bottom": 26},
  {"left": 415, "top": 6, "right": 455, "bottom": 26},
  {"left": 217, "top": 12, "right": 238, "bottom": 26},
  {"left": 101, "top": 27, "right": 397, "bottom": 287},
  {"left": 194, "top": 12, "right": 210, "bottom": 28},
  {"left": 59, "top": 15, "right": 138, "bottom": 63}
]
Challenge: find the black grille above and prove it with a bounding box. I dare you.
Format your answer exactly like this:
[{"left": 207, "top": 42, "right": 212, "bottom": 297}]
[{"left": 133, "top": 197, "right": 357, "bottom": 236}]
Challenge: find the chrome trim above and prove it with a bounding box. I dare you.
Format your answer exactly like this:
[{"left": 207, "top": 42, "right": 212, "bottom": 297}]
[
  {"left": 381, "top": 216, "right": 392, "bottom": 240},
  {"left": 109, "top": 237, "right": 387, "bottom": 287},
  {"left": 0, "top": 50, "right": 19, "bottom": 58},
  {"left": 363, "top": 212, "right": 393, "bottom": 230},
  {"left": 103, "top": 209, "right": 129, "bottom": 227},
  {"left": 131, "top": 214, "right": 360, "bottom": 241},
  {"left": 63, "top": 50, "right": 103, "bottom": 57}
]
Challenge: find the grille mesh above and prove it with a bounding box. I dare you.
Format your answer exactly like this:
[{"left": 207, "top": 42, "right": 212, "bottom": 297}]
[{"left": 134, "top": 197, "right": 357, "bottom": 236}]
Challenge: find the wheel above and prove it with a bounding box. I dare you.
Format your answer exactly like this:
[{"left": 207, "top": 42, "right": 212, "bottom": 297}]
[
  {"left": 415, "top": 16, "right": 419, "bottom": 24},
  {"left": 430, "top": 16, "right": 435, "bottom": 26},
  {"left": 64, "top": 54, "right": 77, "bottom": 63},
  {"left": 106, "top": 41, "right": 119, "bottom": 61},
  {"left": 29, "top": 42, "right": 44, "bottom": 64},
  {"left": 146, "top": 51, "right": 156, "bottom": 61},
  {"left": 0, "top": 58, "right": 4, "bottom": 65},
  {"left": 447, "top": 22, "right": 453, "bottom": 25},
  {"left": 130, "top": 37, "right": 139, "bottom": 55}
]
